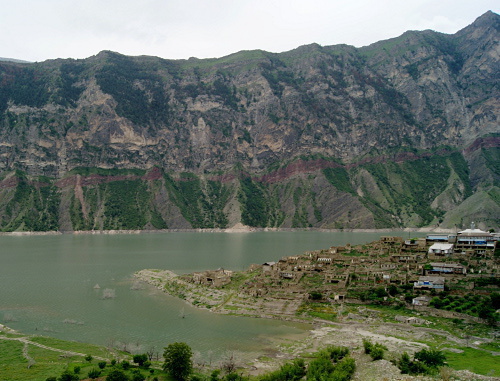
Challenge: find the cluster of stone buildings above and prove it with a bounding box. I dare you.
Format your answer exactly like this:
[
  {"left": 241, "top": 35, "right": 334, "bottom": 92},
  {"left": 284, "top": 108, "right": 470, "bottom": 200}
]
[{"left": 185, "top": 225, "right": 498, "bottom": 307}]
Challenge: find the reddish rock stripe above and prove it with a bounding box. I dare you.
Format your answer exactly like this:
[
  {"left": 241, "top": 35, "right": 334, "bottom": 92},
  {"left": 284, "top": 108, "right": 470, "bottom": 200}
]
[
  {"left": 55, "top": 168, "right": 162, "bottom": 188},
  {"left": 258, "top": 159, "right": 342, "bottom": 184},
  {"left": 464, "top": 136, "right": 500, "bottom": 155},
  {"left": 141, "top": 167, "right": 162, "bottom": 181},
  {"left": 2, "top": 143, "right": 486, "bottom": 189},
  {"left": 254, "top": 149, "right": 455, "bottom": 184},
  {"left": 0, "top": 176, "right": 19, "bottom": 189}
]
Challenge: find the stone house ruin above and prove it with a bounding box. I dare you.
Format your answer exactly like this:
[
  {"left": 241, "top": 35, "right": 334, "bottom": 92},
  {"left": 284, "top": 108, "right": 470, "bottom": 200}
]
[
  {"left": 412, "top": 295, "right": 432, "bottom": 306},
  {"left": 192, "top": 268, "right": 233, "bottom": 287}
]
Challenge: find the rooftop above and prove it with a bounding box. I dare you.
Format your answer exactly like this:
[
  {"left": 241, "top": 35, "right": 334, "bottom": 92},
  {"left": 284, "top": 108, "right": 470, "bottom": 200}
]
[{"left": 458, "top": 228, "right": 492, "bottom": 236}]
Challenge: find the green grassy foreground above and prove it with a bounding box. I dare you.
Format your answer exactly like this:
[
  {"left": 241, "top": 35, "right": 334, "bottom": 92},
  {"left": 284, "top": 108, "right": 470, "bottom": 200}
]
[
  {"left": 445, "top": 347, "right": 499, "bottom": 377},
  {"left": 0, "top": 330, "right": 165, "bottom": 380}
]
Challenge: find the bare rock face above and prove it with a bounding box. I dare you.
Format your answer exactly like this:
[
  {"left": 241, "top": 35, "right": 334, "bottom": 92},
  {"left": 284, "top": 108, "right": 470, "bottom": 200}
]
[{"left": 0, "top": 12, "right": 498, "bottom": 231}]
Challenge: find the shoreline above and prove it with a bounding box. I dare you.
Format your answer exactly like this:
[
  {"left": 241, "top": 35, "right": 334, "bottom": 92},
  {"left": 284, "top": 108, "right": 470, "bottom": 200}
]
[
  {"left": 0, "top": 226, "right": 456, "bottom": 237},
  {"left": 133, "top": 270, "right": 499, "bottom": 380},
  {"left": 134, "top": 269, "right": 307, "bottom": 321}
]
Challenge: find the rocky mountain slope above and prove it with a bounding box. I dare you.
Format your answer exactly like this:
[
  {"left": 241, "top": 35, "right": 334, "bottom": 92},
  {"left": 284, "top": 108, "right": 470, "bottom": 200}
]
[{"left": 0, "top": 11, "right": 498, "bottom": 231}]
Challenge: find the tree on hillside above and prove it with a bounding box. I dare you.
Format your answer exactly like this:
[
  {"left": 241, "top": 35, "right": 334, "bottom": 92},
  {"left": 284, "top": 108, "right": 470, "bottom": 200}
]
[
  {"left": 57, "top": 371, "right": 79, "bottom": 381},
  {"left": 106, "top": 369, "right": 129, "bottom": 381},
  {"left": 87, "top": 368, "right": 101, "bottom": 379},
  {"left": 133, "top": 354, "right": 148, "bottom": 367},
  {"left": 163, "top": 342, "right": 193, "bottom": 381},
  {"left": 414, "top": 348, "right": 446, "bottom": 368},
  {"left": 397, "top": 348, "right": 446, "bottom": 375}
]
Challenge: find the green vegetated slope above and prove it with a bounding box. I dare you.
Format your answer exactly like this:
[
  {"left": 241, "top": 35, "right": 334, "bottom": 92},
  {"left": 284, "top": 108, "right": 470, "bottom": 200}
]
[
  {"left": 482, "top": 147, "right": 500, "bottom": 187},
  {"left": 0, "top": 168, "right": 238, "bottom": 231},
  {"left": 242, "top": 146, "right": 485, "bottom": 230},
  {"left": 0, "top": 171, "right": 60, "bottom": 231},
  {"left": 0, "top": 147, "right": 493, "bottom": 231},
  {"left": 163, "top": 172, "right": 232, "bottom": 228},
  {"left": 350, "top": 151, "right": 474, "bottom": 227}
]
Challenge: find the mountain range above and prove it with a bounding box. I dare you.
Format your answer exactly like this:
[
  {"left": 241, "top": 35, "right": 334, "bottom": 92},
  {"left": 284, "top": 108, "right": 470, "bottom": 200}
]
[{"left": 0, "top": 11, "right": 498, "bottom": 231}]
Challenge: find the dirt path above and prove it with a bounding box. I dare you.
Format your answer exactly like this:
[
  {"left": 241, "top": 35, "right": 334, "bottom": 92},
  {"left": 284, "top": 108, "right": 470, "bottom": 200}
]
[{"left": 0, "top": 335, "right": 109, "bottom": 363}]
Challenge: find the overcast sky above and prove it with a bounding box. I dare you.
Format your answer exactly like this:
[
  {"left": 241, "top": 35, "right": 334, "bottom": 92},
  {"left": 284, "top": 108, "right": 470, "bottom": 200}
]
[{"left": 1, "top": 0, "right": 498, "bottom": 62}]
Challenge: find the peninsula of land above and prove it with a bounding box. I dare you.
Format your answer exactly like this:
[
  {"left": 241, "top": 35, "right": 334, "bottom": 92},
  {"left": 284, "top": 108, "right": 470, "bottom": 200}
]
[{"left": 134, "top": 230, "right": 499, "bottom": 379}]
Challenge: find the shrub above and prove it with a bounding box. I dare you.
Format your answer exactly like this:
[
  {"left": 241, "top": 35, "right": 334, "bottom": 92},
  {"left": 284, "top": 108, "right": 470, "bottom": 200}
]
[
  {"left": 330, "top": 357, "right": 356, "bottom": 380},
  {"left": 98, "top": 361, "right": 106, "bottom": 369},
  {"left": 430, "top": 297, "right": 444, "bottom": 308},
  {"left": 57, "top": 371, "right": 79, "bottom": 381},
  {"left": 363, "top": 339, "right": 373, "bottom": 354},
  {"left": 210, "top": 370, "right": 221, "bottom": 381},
  {"left": 363, "top": 339, "right": 387, "bottom": 360},
  {"left": 259, "top": 359, "right": 305, "bottom": 381},
  {"left": 309, "top": 291, "right": 323, "bottom": 300},
  {"left": 87, "top": 368, "right": 101, "bottom": 379},
  {"left": 133, "top": 354, "right": 148, "bottom": 367},
  {"left": 306, "top": 356, "right": 335, "bottom": 380},
  {"left": 409, "top": 360, "right": 430, "bottom": 375},
  {"left": 397, "top": 352, "right": 412, "bottom": 374},
  {"left": 396, "top": 349, "right": 445, "bottom": 375},
  {"left": 326, "top": 346, "right": 349, "bottom": 362},
  {"left": 305, "top": 353, "right": 355, "bottom": 381},
  {"left": 107, "top": 369, "right": 130, "bottom": 381},
  {"left": 374, "top": 287, "right": 388, "bottom": 298},
  {"left": 370, "top": 345, "right": 385, "bottom": 360},
  {"left": 131, "top": 369, "right": 145, "bottom": 381},
  {"left": 388, "top": 284, "right": 399, "bottom": 296},
  {"left": 414, "top": 348, "right": 446, "bottom": 368},
  {"left": 225, "top": 373, "right": 245, "bottom": 381}
]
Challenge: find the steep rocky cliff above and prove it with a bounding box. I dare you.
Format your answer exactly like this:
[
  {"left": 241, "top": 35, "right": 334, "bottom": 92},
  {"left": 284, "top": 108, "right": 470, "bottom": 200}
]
[{"left": 0, "top": 12, "right": 498, "bottom": 231}]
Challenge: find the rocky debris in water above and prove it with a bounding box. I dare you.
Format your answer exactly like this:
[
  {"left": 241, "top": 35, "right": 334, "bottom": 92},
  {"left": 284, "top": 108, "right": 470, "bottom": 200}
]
[
  {"left": 130, "top": 280, "right": 143, "bottom": 290},
  {"left": 62, "top": 319, "right": 84, "bottom": 325},
  {"left": 102, "top": 288, "right": 116, "bottom": 299},
  {"left": 3, "top": 313, "right": 18, "bottom": 322}
]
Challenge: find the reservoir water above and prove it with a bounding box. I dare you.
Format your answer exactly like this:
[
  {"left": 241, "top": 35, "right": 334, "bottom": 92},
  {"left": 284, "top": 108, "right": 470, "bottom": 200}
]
[{"left": 0, "top": 231, "right": 423, "bottom": 359}]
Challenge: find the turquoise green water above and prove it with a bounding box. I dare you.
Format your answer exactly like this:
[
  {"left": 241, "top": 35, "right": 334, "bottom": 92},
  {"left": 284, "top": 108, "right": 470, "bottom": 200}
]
[{"left": 0, "top": 231, "right": 420, "bottom": 358}]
